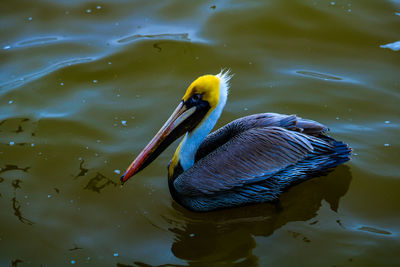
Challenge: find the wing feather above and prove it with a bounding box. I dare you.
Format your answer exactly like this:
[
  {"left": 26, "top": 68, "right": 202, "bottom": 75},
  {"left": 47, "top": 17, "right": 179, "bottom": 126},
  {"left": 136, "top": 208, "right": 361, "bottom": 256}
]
[
  {"left": 195, "top": 113, "right": 328, "bottom": 161},
  {"left": 174, "top": 126, "right": 331, "bottom": 196}
]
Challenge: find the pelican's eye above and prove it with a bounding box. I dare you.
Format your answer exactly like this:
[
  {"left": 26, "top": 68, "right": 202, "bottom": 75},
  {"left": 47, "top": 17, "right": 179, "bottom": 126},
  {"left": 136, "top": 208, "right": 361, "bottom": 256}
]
[
  {"left": 185, "top": 93, "right": 206, "bottom": 108},
  {"left": 192, "top": 94, "right": 202, "bottom": 102}
]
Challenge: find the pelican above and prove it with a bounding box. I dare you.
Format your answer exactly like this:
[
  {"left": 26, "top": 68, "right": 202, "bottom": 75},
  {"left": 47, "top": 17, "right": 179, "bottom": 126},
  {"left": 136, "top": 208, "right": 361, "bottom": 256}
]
[{"left": 121, "top": 71, "right": 351, "bottom": 212}]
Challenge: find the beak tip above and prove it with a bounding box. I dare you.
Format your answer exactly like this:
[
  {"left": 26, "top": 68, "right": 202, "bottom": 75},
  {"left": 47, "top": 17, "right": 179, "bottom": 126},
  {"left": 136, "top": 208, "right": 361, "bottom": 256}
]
[{"left": 120, "top": 175, "right": 126, "bottom": 185}]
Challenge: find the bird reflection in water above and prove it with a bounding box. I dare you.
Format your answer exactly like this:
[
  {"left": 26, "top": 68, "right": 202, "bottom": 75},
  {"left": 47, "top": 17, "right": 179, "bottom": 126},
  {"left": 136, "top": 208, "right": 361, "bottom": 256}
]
[{"left": 132, "top": 166, "right": 352, "bottom": 266}]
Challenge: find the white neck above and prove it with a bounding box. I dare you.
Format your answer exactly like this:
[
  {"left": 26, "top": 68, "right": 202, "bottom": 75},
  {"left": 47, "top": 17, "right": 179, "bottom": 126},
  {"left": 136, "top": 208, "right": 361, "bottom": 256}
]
[{"left": 179, "top": 71, "right": 231, "bottom": 170}]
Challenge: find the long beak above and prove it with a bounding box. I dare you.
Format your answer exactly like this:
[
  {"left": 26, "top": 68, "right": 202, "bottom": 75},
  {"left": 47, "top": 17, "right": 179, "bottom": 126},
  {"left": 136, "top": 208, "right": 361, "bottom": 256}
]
[{"left": 121, "top": 101, "right": 196, "bottom": 184}]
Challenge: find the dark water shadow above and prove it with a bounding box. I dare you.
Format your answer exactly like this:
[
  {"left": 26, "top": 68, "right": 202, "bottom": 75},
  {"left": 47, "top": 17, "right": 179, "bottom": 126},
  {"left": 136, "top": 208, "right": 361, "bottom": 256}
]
[
  {"left": 0, "top": 118, "right": 30, "bottom": 133},
  {"left": 0, "top": 164, "right": 34, "bottom": 225},
  {"left": 11, "top": 259, "right": 24, "bottom": 267},
  {"left": 11, "top": 179, "right": 34, "bottom": 226},
  {"left": 84, "top": 172, "right": 117, "bottom": 193},
  {"left": 74, "top": 160, "right": 89, "bottom": 179},
  {"left": 0, "top": 164, "right": 30, "bottom": 175},
  {"left": 137, "top": 165, "right": 353, "bottom": 266}
]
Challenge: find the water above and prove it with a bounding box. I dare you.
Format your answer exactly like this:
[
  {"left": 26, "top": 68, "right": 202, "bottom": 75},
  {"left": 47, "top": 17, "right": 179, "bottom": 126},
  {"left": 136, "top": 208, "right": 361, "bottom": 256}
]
[{"left": 1, "top": 0, "right": 399, "bottom": 266}]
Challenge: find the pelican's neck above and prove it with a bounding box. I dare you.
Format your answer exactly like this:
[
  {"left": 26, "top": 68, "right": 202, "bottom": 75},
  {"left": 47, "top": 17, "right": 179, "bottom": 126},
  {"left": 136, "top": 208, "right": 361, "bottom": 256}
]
[{"left": 178, "top": 72, "right": 230, "bottom": 171}]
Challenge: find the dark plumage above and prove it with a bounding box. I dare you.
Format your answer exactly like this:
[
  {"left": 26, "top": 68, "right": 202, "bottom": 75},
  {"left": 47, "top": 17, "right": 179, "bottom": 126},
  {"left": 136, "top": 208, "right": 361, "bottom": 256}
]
[{"left": 169, "top": 113, "right": 351, "bottom": 212}]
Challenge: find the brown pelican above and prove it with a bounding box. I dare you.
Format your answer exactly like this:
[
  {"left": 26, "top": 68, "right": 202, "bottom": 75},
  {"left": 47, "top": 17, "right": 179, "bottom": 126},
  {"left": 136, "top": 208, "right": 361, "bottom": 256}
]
[{"left": 121, "top": 71, "right": 351, "bottom": 212}]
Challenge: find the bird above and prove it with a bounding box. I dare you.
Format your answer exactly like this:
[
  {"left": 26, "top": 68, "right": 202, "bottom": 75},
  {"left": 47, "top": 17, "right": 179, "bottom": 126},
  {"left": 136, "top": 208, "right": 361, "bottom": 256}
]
[{"left": 120, "top": 70, "right": 351, "bottom": 212}]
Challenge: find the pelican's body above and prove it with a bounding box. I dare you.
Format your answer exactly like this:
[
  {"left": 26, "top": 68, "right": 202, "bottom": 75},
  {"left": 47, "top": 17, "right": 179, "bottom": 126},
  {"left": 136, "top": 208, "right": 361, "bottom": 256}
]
[{"left": 121, "top": 71, "right": 351, "bottom": 212}]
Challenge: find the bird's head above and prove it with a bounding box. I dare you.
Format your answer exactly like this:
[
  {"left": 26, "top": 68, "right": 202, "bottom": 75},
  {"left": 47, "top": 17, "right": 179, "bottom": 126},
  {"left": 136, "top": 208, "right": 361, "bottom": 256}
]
[
  {"left": 121, "top": 70, "right": 232, "bottom": 184},
  {"left": 182, "top": 74, "right": 221, "bottom": 110}
]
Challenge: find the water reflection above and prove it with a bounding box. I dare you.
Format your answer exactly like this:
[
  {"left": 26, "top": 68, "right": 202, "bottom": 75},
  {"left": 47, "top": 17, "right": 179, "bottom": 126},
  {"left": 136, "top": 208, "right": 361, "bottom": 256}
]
[
  {"left": 0, "top": 164, "right": 30, "bottom": 174},
  {"left": 163, "top": 166, "right": 352, "bottom": 265},
  {"left": 358, "top": 226, "right": 392, "bottom": 235},
  {"left": 84, "top": 172, "right": 117, "bottom": 193},
  {"left": 75, "top": 159, "right": 89, "bottom": 179},
  {"left": 295, "top": 70, "right": 342, "bottom": 81},
  {"left": 116, "top": 33, "right": 190, "bottom": 44},
  {"left": 0, "top": 164, "right": 33, "bottom": 225},
  {"left": 11, "top": 259, "right": 23, "bottom": 267},
  {"left": 0, "top": 118, "right": 30, "bottom": 133},
  {"left": 69, "top": 244, "right": 83, "bottom": 251},
  {"left": 11, "top": 179, "right": 34, "bottom": 226},
  {"left": 17, "top": 36, "right": 63, "bottom": 48},
  {"left": 0, "top": 57, "right": 94, "bottom": 92},
  {"left": 129, "top": 166, "right": 352, "bottom": 266}
]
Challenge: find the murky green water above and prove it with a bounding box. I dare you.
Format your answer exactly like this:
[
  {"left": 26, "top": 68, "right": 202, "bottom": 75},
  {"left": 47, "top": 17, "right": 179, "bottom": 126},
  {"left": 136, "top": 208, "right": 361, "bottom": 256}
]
[{"left": 1, "top": 0, "right": 400, "bottom": 266}]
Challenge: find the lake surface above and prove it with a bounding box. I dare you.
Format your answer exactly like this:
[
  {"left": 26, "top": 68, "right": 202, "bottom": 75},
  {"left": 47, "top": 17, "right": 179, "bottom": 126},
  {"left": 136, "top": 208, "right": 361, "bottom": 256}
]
[{"left": 1, "top": 0, "right": 399, "bottom": 266}]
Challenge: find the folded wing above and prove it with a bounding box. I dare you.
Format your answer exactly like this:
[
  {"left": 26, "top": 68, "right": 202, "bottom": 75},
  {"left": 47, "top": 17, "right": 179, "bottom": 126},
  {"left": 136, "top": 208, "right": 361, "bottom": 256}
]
[{"left": 174, "top": 125, "right": 334, "bottom": 196}]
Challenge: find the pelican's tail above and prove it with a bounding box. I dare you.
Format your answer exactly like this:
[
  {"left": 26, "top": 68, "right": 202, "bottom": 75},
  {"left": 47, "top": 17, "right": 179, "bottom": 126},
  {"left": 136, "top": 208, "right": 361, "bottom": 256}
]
[
  {"left": 284, "top": 136, "right": 352, "bottom": 186},
  {"left": 330, "top": 139, "right": 352, "bottom": 166},
  {"left": 226, "top": 137, "right": 352, "bottom": 207}
]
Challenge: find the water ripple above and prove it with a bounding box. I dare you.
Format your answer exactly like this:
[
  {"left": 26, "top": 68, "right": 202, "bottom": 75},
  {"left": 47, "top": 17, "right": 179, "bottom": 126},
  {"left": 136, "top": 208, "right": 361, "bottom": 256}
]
[
  {"left": 295, "top": 70, "right": 342, "bottom": 81},
  {"left": 116, "top": 33, "right": 190, "bottom": 44},
  {"left": 0, "top": 57, "right": 94, "bottom": 93},
  {"left": 17, "top": 36, "right": 64, "bottom": 48},
  {"left": 282, "top": 69, "right": 362, "bottom": 84},
  {"left": 358, "top": 226, "right": 392, "bottom": 236}
]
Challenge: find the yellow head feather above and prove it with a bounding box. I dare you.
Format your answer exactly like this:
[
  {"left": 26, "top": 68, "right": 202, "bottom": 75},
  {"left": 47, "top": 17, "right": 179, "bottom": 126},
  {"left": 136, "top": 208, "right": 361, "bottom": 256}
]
[{"left": 182, "top": 75, "right": 220, "bottom": 108}]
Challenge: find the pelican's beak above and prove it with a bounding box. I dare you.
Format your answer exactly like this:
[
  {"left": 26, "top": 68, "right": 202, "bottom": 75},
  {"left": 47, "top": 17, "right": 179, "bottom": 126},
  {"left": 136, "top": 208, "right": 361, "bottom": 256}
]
[{"left": 121, "top": 101, "right": 200, "bottom": 184}]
